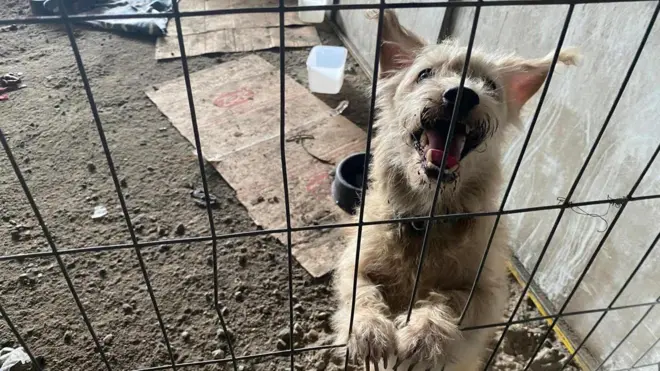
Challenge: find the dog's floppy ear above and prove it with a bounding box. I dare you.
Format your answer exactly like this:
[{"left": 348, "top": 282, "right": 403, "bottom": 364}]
[
  {"left": 499, "top": 48, "right": 578, "bottom": 115},
  {"left": 366, "top": 9, "right": 426, "bottom": 75}
]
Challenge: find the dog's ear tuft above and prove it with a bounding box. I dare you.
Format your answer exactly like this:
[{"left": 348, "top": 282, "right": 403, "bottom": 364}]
[
  {"left": 366, "top": 9, "right": 426, "bottom": 75},
  {"left": 499, "top": 48, "right": 579, "bottom": 115}
]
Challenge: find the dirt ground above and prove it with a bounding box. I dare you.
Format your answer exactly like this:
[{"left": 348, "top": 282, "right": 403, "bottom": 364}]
[{"left": 0, "top": 2, "right": 580, "bottom": 371}]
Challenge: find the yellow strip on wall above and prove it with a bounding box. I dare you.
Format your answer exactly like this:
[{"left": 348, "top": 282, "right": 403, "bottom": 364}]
[{"left": 506, "top": 261, "right": 589, "bottom": 370}]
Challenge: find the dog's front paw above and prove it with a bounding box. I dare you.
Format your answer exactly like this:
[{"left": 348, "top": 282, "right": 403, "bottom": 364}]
[
  {"left": 347, "top": 313, "right": 396, "bottom": 366},
  {"left": 394, "top": 312, "right": 460, "bottom": 367}
]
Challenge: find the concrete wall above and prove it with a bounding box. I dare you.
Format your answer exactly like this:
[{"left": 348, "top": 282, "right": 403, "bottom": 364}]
[
  {"left": 335, "top": 0, "right": 446, "bottom": 73},
  {"left": 450, "top": 3, "right": 660, "bottom": 368},
  {"left": 336, "top": 1, "right": 660, "bottom": 368}
]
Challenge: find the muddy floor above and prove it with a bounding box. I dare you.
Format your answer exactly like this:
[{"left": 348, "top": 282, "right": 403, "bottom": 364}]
[{"left": 0, "top": 3, "right": 579, "bottom": 371}]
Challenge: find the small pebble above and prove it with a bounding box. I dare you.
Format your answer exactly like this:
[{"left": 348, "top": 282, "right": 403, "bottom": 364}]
[
  {"left": 276, "top": 339, "right": 288, "bottom": 350},
  {"left": 293, "top": 303, "right": 304, "bottom": 313},
  {"left": 305, "top": 329, "right": 319, "bottom": 343},
  {"left": 64, "top": 331, "right": 73, "bottom": 344},
  {"left": 238, "top": 255, "right": 247, "bottom": 267},
  {"left": 181, "top": 331, "right": 190, "bottom": 342},
  {"left": 234, "top": 291, "right": 244, "bottom": 302},
  {"left": 277, "top": 329, "right": 291, "bottom": 344},
  {"left": 212, "top": 349, "right": 225, "bottom": 359},
  {"left": 293, "top": 323, "right": 304, "bottom": 336},
  {"left": 121, "top": 303, "right": 133, "bottom": 314},
  {"left": 120, "top": 178, "right": 128, "bottom": 188},
  {"left": 175, "top": 223, "right": 185, "bottom": 235},
  {"left": 18, "top": 273, "right": 34, "bottom": 286},
  {"left": 216, "top": 328, "right": 234, "bottom": 340},
  {"left": 87, "top": 162, "right": 96, "bottom": 173},
  {"left": 103, "top": 334, "right": 114, "bottom": 346}
]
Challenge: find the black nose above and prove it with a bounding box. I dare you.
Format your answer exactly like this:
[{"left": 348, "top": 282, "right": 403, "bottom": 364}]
[{"left": 443, "top": 87, "right": 480, "bottom": 116}]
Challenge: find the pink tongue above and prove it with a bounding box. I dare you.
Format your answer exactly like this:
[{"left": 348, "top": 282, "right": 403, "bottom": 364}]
[{"left": 429, "top": 149, "right": 458, "bottom": 169}]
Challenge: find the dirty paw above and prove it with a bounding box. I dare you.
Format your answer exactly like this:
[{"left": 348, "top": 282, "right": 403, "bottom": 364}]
[
  {"left": 394, "top": 314, "right": 459, "bottom": 367},
  {"left": 347, "top": 314, "right": 396, "bottom": 367}
]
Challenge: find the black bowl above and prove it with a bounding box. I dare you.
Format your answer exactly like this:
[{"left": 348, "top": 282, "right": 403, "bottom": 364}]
[{"left": 332, "top": 152, "right": 370, "bottom": 214}]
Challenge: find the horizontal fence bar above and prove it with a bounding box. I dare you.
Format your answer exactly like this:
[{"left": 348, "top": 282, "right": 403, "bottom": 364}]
[
  {"left": 133, "top": 344, "right": 345, "bottom": 371},
  {"left": 0, "top": 194, "right": 656, "bottom": 263},
  {"left": 0, "top": 0, "right": 656, "bottom": 26}
]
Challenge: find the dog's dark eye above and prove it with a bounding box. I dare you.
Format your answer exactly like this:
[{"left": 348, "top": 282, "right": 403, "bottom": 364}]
[
  {"left": 484, "top": 77, "right": 498, "bottom": 91},
  {"left": 416, "top": 68, "right": 433, "bottom": 83}
]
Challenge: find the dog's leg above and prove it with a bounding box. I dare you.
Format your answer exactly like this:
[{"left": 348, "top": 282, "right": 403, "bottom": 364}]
[
  {"left": 332, "top": 272, "right": 396, "bottom": 366},
  {"left": 394, "top": 286, "right": 506, "bottom": 369}
]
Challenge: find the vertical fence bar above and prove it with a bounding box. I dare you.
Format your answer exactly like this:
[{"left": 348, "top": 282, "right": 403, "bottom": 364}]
[
  {"left": 342, "top": 1, "right": 385, "bottom": 370},
  {"left": 0, "top": 302, "right": 41, "bottom": 370},
  {"left": 169, "top": 0, "right": 239, "bottom": 369},
  {"left": 405, "top": 0, "right": 482, "bottom": 325},
  {"left": 0, "top": 127, "right": 112, "bottom": 370},
  {"left": 277, "top": 1, "right": 296, "bottom": 370},
  {"left": 482, "top": 5, "right": 577, "bottom": 369},
  {"left": 56, "top": 1, "right": 179, "bottom": 368},
  {"left": 519, "top": 3, "right": 660, "bottom": 367}
]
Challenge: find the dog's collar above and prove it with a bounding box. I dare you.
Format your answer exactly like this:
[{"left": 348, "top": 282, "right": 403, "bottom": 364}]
[{"left": 393, "top": 210, "right": 473, "bottom": 237}]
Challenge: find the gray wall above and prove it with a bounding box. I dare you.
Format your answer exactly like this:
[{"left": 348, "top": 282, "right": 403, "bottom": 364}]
[
  {"left": 451, "top": 2, "right": 660, "bottom": 368},
  {"left": 336, "top": 0, "right": 446, "bottom": 73},
  {"left": 336, "top": 1, "right": 660, "bottom": 368}
]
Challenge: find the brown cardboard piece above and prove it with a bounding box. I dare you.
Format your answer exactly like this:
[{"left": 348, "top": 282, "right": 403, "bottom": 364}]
[
  {"left": 155, "top": 0, "right": 321, "bottom": 59},
  {"left": 146, "top": 55, "right": 366, "bottom": 277}
]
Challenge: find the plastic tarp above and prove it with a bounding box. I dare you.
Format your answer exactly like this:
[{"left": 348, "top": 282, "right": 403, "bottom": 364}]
[{"left": 41, "top": 0, "right": 173, "bottom": 36}]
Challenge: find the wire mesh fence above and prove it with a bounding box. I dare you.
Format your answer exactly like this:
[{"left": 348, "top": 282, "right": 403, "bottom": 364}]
[{"left": 0, "top": 0, "right": 659, "bottom": 370}]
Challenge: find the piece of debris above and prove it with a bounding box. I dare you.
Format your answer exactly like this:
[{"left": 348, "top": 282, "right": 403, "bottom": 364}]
[
  {"left": 286, "top": 133, "right": 335, "bottom": 165},
  {"left": 0, "top": 25, "right": 18, "bottom": 32},
  {"left": 250, "top": 196, "right": 265, "bottom": 206},
  {"left": 0, "top": 95, "right": 8, "bottom": 102},
  {"left": 0, "top": 73, "right": 23, "bottom": 92},
  {"left": 102, "top": 334, "right": 114, "bottom": 346},
  {"left": 330, "top": 100, "right": 349, "bottom": 117},
  {"left": 91, "top": 205, "right": 107, "bottom": 220},
  {"left": 34, "top": 0, "right": 171, "bottom": 36},
  {"left": 212, "top": 349, "right": 225, "bottom": 360},
  {"left": 0, "top": 347, "right": 32, "bottom": 371},
  {"left": 190, "top": 188, "right": 217, "bottom": 208}
]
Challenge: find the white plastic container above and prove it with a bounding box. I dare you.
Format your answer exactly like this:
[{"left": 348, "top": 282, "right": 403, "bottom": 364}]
[
  {"left": 306, "top": 45, "right": 348, "bottom": 94},
  {"left": 298, "top": 0, "right": 328, "bottom": 23}
]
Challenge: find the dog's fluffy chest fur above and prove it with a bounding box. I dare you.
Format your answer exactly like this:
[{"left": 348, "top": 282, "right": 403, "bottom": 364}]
[{"left": 359, "top": 209, "right": 494, "bottom": 314}]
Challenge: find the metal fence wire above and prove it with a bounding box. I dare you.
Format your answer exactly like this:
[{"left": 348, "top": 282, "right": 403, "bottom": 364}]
[{"left": 0, "top": 0, "right": 659, "bottom": 370}]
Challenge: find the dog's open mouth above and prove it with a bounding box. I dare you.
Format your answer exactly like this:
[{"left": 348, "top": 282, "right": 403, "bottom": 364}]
[{"left": 412, "top": 118, "right": 483, "bottom": 179}]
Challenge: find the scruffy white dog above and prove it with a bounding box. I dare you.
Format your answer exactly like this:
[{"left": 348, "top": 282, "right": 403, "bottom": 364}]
[{"left": 331, "top": 10, "right": 577, "bottom": 371}]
